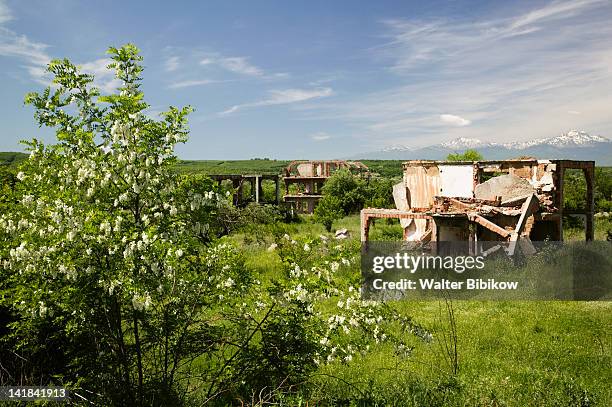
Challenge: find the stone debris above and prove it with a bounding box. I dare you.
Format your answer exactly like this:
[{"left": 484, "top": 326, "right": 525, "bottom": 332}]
[
  {"left": 335, "top": 228, "right": 350, "bottom": 239},
  {"left": 392, "top": 182, "right": 412, "bottom": 229},
  {"left": 474, "top": 174, "right": 535, "bottom": 202}
]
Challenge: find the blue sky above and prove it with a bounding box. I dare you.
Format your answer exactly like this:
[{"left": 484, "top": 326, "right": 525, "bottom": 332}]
[{"left": 1, "top": 0, "right": 612, "bottom": 159}]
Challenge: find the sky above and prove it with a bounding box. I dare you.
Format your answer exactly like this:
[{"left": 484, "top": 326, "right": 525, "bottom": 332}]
[{"left": 1, "top": 0, "right": 612, "bottom": 159}]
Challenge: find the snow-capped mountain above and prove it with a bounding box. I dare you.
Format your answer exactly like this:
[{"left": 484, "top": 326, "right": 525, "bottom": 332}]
[
  {"left": 437, "top": 131, "right": 609, "bottom": 150},
  {"left": 381, "top": 144, "right": 413, "bottom": 152},
  {"left": 440, "top": 137, "right": 495, "bottom": 149},
  {"left": 355, "top": 131, "right": 612, "bottom": 164},
  {"left": 502, "top": 130, "right": 609, "bottom": 149}
]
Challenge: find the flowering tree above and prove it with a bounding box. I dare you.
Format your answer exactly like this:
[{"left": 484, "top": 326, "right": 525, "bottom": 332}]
[{"left": 0, "top": 44, "right": 250, "bottom": 405}]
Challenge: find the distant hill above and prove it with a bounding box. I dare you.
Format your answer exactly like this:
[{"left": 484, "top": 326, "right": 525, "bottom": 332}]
[
  {"left": 0, "top": 152, "right": 28, "bottom": 166},
  {"left": 354, "top": 130, "right": 612, "bottom": 165}
]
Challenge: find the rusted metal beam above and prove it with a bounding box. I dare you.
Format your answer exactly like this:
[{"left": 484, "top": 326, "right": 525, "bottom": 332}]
[
  {"left": 448, "top": 198, "right": 473, "bottom": 210},
  {"left": 467, "top": 213, "right": 511, "bottom": 238},
  {"left": 361, "top": 208, "right": 433, "bottom": 219}
]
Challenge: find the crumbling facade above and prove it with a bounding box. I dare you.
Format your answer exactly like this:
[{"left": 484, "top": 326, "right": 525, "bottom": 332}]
[
  {"left": 283, "top": 160, "right": 369, "bottom": 213},
  {"left": 361, "top": 159, "right": 595, "bottom": 253}
]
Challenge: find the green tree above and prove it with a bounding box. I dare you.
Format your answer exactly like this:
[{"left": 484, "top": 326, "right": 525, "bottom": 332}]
[
  {"left": 446, "top": 149, "right": 483, "bottom": 161},
  {"left": 0, "top": 44, "right": 251, "bottom": 405},
  {"left": 320, "top": 169, "right": 395, "bottom": 216},
  {"left": 314, "top": 195, "right": 344, "bottom": 231},
  {"left": 321, "top": 169, "right": 364, "bottom": 214}
]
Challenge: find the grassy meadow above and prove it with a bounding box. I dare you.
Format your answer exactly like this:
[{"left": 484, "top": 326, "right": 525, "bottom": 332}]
[
  {"left": 2, "top": 154, "right": 611, "bottom": 404},
  {"left": 227, "top": 214, "right": 611, "bottom": 405}
]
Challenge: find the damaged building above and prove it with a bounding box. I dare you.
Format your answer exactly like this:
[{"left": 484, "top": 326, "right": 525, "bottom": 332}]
[
  {"left": 360, "top": 159, "right": 595, "bottom": 254},
  {"left": 283, "top": 160, "right": 369, "bottom": 213}
]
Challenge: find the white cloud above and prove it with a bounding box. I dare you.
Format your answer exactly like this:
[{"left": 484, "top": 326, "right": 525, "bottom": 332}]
[
  {"left": 1, "top": 3, "right": 117, "bottom": 91},
  {"left": 165, "top": 55, "right": 180, "bottom": 72},
  {"left": 568, "top": 110, "right": 582, "bottom": 115},
  {"left": 310, "top": 0, "right": 612, "bottom": 148},
  {"left": 0, "top": 29, "right": 50, "bottom": 65},
  {"left": 508, "top": 0, "right": 605, "bottom": 32},
  {"left": 201, "top": 55, "right": 263, "bottom": 77},
  {"left": 79, "top": 58, "right": 121, "bottom": 93},
  {"left": 440, "top": 114, "right": 471, "bottom": 126},
  {"left": 310, "top": 132, "right": 331, "bottom": 141},
  {"left": 220, "top": 87, "right": 333, "bottom": 115},
  {"left": 0, "top": 0, "right": 12, "bottom": 24},
  {"left": 198, "top": 53, "right": 289, "bottom": 79},
  {"left": 168, "top": 79, "right": 227, "bottom": 89},
  {"left": 218, "top": 56, "right": 263, "bottom": 76},
  {"left": 0, "top": 26, "right": 51, "bottom": 85}
]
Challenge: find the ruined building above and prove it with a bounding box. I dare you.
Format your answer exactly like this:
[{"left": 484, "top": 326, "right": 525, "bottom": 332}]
[
  {"left": 283, "top": 160, "right": 369, "bottom": 213},
  {"left": 210, "top": 174, "right": 281, "bottom": 206},
  {"left": 361, "top": 159, "right": 595, "bottom": 254}
]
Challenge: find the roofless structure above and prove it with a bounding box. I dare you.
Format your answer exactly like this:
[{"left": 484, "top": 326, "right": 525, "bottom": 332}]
[
  {"left": 361, "top": 159, "right": 595, "bottom": 254},
  {"left": 283, "top": 160, "right": 369, "bottom": 213}
]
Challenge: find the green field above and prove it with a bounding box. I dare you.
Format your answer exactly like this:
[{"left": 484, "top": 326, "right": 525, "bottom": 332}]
[
  {"left": 0, "top": 151, "right": 28, "bottom": 165},
  {"left": 172, "top": 159, "right": 406, "bottom": 178},
  {"left": 2, "top": 153, "right": 608, "bottom": 182},
  {"left": 1, "top": 154, "right": 406, "bottom": 178},
  {"left": 229, "top": 214, "right": 612, "bottom": 405}
]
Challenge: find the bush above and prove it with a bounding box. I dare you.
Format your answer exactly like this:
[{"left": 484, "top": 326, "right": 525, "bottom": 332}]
[
  {"left": 446, "top": 149, "right": 483, "bottom": 161},
  {"left": 320, "top": 169, "right": 395, "bottom": 217},
  {"left": 314, "top": 195, "right": 344, "bottom": 231}
]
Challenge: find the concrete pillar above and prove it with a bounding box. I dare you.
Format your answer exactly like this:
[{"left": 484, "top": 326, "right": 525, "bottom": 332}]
[
  {"left": 557, "top": 164, "right": 565, "bottom": 241},
  {"left": 236, "top": 180, "right": 243, "bottom": 206},
  {"left": 583, "top": 166, "right": 595, "bottom": 241},
  {"left": 430, "top": 218, "right": 438, "bottom": 255},
  {"left": 255, "top": 176, "right": 260, "bottom": 203},
  {"left": 360, "top": 211, "right": 370, "bottom": 242},
  {"left": 275, "top": 177, "right": 280, "bottom": 204}
]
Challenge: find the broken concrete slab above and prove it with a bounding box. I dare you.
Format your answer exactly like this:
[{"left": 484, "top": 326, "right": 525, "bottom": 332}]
[
  {"left": 392, "top": 182, "right": 412, "bottom": 229},
  {"left": 335, "top": 228, "right": 350, "bottom": 239},
  {"left": 474, "top": 174, "right": 535, "bottom": 202}
]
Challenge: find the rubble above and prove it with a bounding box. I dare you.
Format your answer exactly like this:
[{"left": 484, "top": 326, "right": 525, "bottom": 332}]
[
  {"left": 361, "top": 159, "right": 596, "bottom": 254},
  {"left": 474, "top": 174, "right": 535, "bottom": 202},
  {"left": 335, "top": 228, "right": 350, "bottom": 239}
]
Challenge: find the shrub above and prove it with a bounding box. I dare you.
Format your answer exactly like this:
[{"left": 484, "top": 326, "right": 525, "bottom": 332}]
[
  {"left": 320, "top": 169, "right": 395, "bottom": 217},
  {"left": 314, "top": 195, "right": 344, "bottom": 231},
  {"left": 446, "top": 149, "right": 483, "bottom": 161}
]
